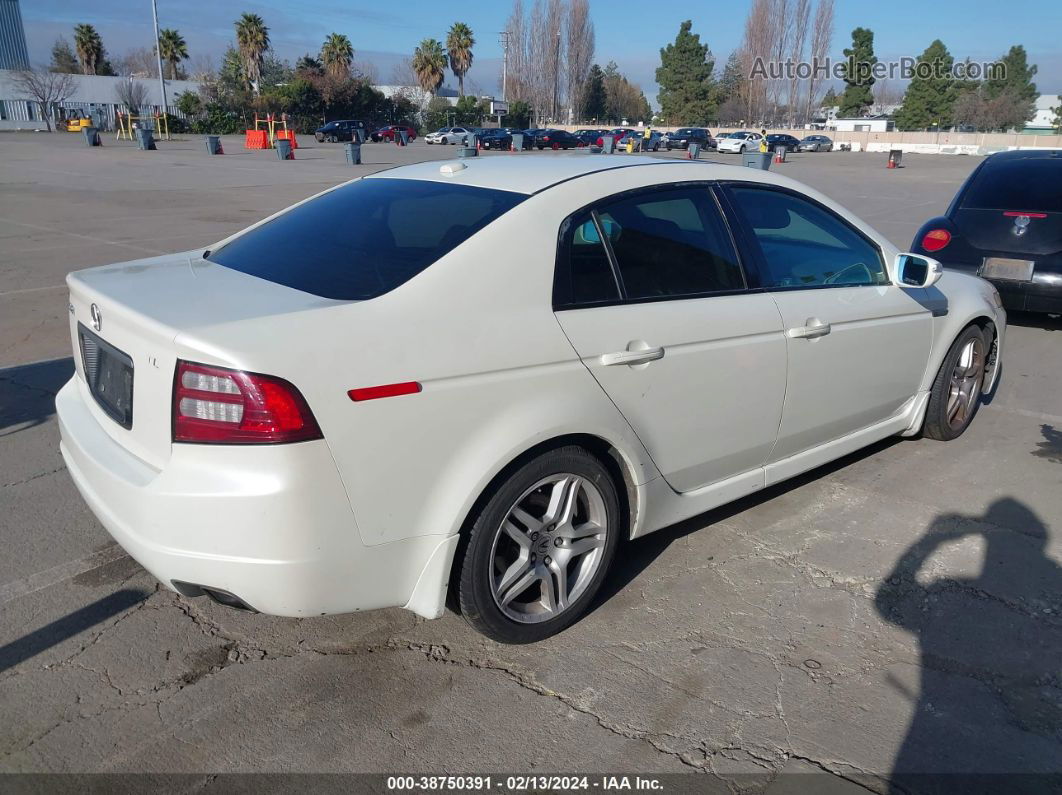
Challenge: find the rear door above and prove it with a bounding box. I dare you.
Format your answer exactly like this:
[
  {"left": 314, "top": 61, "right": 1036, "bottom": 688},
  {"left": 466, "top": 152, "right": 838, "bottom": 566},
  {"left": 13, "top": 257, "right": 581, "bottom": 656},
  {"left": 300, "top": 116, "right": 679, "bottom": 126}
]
[
  {"left": 723, "top": 184, "right": 932, "bottom": 462},
  {"left": 554, "top": 184, "right": 787, "bottom": 493}
]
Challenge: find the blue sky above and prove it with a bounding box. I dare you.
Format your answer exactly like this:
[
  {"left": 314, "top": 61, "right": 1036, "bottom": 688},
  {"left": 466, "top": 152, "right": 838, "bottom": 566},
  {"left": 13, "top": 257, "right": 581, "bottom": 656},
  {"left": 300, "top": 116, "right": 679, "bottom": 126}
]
[{"left": 21, "top": 0, "right": 1062, "bottom": 102}]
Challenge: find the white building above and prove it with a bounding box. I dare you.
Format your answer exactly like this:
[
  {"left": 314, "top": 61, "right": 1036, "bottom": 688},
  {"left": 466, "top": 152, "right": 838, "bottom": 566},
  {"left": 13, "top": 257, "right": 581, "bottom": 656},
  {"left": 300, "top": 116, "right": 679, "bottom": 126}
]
[
  {"left": 827, "top": 117, "right": 894, "bottom": 132},
  {"left": 1024, "top": 94, "right": 1060, "bottom": 133},
  {"left": 0, "top": 69, "right": 201, "bottom": 131}
]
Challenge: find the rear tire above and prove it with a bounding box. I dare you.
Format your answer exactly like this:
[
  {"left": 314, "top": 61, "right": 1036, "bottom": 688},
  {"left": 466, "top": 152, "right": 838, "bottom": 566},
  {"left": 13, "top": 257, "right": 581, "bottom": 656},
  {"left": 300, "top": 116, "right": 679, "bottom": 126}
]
[
  {"left": 457, "top": 446, "right": 621, "bottom": 644},
  {"left": 923, "top": 325, "right": 988, "bottom": 441}
]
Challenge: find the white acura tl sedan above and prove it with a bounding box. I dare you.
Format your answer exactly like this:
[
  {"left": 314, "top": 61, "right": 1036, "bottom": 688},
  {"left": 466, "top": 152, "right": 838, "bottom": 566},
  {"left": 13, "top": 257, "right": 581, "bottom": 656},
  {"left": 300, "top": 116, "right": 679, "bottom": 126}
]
[{"left": 58, "top": 156, "right": 1004, "bottom": 643}]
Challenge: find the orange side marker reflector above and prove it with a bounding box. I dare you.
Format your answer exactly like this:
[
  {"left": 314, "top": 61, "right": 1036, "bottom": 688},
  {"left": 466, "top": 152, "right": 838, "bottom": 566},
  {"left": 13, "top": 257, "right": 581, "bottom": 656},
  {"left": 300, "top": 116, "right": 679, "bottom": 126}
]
[{"left": 348, "top": 382, "right": 422, "bottom": 402}]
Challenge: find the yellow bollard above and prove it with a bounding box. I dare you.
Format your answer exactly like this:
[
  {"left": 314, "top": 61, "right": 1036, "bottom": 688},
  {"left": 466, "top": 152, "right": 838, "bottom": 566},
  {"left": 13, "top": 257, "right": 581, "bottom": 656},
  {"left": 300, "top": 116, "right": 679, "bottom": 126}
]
[{"left": 626, "top": 138, "right": 634, "bottom": 153}]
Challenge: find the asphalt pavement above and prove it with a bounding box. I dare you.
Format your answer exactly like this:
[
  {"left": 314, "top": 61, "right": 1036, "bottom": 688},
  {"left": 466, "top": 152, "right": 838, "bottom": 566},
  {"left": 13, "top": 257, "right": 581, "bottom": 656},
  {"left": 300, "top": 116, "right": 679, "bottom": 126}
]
[{"left": 1, "top": 132, "right": 1060, "bottom": 790}]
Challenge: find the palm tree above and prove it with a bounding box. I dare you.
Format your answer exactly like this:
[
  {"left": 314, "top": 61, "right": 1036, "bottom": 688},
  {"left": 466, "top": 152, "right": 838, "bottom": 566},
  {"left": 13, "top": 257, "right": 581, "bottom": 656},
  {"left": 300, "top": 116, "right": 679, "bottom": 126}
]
[
  {"left": 412, "top": 38, "right": 448, "bottom": 97},
  {"left": 234, "top": 13, "right": 269, "bottom": 93},
  {"left": 157, "top": 28, "right": 188, "bottom": 80},
  {"left": 446, "top": 23, "right": 474, "bottom": 98},
  {"left": 319, "top": 33, "right": 354, "bottom": 78},
  {"left": 73, "top": 23, "right": 102, "bottom": 75}
]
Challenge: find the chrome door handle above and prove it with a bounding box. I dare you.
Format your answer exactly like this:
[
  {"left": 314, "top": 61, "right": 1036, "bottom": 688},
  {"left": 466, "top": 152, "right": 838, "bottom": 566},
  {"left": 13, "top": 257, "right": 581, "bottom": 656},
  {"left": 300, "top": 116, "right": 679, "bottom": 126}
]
[
  {"left": 787, "top": 318, "right": 832, "bottom": 339},
  {"left": 600, "top": 344, "right": 665, "bottom": 367}
]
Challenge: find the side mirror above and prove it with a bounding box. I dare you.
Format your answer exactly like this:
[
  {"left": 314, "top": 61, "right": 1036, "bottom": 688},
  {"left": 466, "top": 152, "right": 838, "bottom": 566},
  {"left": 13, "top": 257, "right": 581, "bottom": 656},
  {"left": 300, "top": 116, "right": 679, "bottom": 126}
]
[{"left": 895, "top": 253, "right": 943, "bottom": 289}]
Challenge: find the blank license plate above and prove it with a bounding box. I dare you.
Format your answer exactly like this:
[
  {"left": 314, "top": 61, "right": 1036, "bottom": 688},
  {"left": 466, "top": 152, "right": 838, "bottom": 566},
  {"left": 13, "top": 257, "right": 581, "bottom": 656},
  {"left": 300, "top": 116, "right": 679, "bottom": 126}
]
[
  {"left": 981, "top": 257, "right": 1035, "bottom": 281},
  {"left": 79, "top": 324, "right": 134, "bottom": 429}
]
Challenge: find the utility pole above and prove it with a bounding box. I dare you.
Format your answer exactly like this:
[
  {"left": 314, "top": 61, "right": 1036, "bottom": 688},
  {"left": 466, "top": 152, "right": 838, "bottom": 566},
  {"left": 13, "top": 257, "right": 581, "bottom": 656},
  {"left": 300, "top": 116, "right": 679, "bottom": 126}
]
[
  {"left": 498, "top": 30, "right": 510, "bottom": 101},
  {"left": 551, "top": 30, "right": 561, "bottom": 122},
  {"left": 150, "top": 0, "right": 168, "bottom": 116}
]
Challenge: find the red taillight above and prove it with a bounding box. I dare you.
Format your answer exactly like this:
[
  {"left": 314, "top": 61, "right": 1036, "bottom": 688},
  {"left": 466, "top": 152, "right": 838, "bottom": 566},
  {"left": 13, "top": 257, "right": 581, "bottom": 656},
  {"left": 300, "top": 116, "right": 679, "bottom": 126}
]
[
  {"left": 921, "top": 228, "right": 951, "bottom": 252},
  {"left": 173, "top": 360, "right": 322, "bottom": 444}
]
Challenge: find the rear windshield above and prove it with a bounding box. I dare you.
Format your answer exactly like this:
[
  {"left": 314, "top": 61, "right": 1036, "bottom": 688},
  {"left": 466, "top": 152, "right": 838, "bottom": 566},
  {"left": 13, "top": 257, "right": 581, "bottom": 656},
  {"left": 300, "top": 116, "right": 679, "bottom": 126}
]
[
  {"left": 208, "top": 178, "right": 526, "bottom": 300},
  {"left": 961, "top": 159, "right": 1062, "bottom": 213}
]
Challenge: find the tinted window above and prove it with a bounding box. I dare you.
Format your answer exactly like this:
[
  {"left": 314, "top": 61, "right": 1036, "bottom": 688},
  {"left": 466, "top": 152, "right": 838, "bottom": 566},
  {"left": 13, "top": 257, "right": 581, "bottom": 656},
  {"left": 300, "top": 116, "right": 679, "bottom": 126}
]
[
  {"left": 554, "top": 211, "right": 620, "bottom": 307},
  {"left": 597, "top": 188, "right": 745, "bottom": 299},
  {"left": 208, "top": 179, "right": 525, "bottom": 300},
  {"left": 730, "top": 187, "right": 887, "bottom": 288},
  {"left": 961, "top": 158, "right": 1062, "bottom": 212}
]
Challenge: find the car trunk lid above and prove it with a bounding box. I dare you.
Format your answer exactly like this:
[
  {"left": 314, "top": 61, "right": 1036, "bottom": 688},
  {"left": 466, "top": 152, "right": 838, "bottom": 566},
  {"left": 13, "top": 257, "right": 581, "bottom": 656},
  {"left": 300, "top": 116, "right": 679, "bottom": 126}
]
[
  {"left": 952, "top": 208, "right": 1062, "bottom": 259},
  {"left": 67, "top": 250, "right": 340, "bottom": 469}
]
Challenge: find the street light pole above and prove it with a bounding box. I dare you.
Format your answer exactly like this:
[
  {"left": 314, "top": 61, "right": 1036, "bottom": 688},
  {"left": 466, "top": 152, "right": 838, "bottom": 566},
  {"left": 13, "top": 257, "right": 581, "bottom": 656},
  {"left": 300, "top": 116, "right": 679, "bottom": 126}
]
[
  {"left": 499, "top": 31, "right": 510, "bottom": 102},
  {"left": 150, "top": 0, "right": 168, "bottom": 116}
]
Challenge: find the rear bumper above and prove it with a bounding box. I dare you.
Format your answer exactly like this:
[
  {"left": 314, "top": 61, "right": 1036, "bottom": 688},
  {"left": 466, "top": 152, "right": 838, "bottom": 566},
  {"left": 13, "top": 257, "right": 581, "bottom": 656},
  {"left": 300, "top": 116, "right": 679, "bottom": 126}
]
[
  {"left": 56, "top": 378, "right": 455, "bottom": 618},
  {"left": 943, "top": 262, "right": 1062, "bottom": 314}
]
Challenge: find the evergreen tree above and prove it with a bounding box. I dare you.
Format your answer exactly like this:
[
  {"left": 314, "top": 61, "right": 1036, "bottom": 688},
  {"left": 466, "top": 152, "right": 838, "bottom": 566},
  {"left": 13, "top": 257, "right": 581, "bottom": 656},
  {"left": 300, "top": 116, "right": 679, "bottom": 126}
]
[
  {"left": 838, "top": 27, "right": 876, "bottom": 117},
  {"left": 50, "top": 38, "right": 79, "bottom": 73},
  {"left": 718, "top": 51, "right": 745, "bottom": 104},
  {"left": 894, "top": 40, "right": 958, "bottom": 130},
  {"left": 582, "top": 63, "right": 606, "bottom": 120},
  {"left": 655, "top": 20, "right": 715, "bottom": 124},
  {"left": 820, "top": 87, "right": 840, "bottom": 108},
  {"left": 983, "top": 45, "right": 1038, "bottom": 126}
]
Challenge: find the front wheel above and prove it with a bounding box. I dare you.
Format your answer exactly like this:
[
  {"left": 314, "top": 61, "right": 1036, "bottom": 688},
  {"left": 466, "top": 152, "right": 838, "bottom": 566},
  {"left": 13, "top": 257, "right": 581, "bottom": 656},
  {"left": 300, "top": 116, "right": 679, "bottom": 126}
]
[
  {"left": 739, "top": 145, "right": 746, "bottom": 153},
  {"left": 923, "top": 325, "right": 989, "bottom": 441},
  {"left": 457, "top": 447, "right": 621, "bottom": 644}
]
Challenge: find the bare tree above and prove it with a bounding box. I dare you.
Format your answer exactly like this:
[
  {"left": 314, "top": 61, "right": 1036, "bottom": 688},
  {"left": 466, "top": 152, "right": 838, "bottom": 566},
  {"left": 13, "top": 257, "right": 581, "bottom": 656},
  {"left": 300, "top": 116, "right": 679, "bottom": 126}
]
[
  {"left": 787, "top": 0, "right": 811, "bottom": 126},
  {"left": 806, "top": 0, "right": 834, "bottom": 122},
  {"left": 741, "top": 0, "right": 774, "bottom": 123},
  {"left": 528, "top": 0, "right": 550, "bottom": 123},
  {"left": 564, "top": 0, "right": 594, "bottom": 123},
  {"left": 391, "top": 57, "right": 418, "bottom": 86},
  {"left": 10, "top": 69, "right": 75, "bottom": 131},
  {"left": 872, "top": 78, "right": 901, "bottom": 115},
  {"left": 505, "top": 0, "right": 531, "bottom": 103},
  {"left": 115, "top": 78, "right": 150, "bottom": 115}
]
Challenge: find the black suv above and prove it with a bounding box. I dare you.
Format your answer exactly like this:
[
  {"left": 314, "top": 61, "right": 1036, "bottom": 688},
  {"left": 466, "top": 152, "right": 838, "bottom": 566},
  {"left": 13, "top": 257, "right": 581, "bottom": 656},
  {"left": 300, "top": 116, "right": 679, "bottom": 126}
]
[
  {"left": 665, "top": 128, "right": 713, "bottom": 151},
  {"left": 314, "top": 120, "right": 367, "bottom": 143}
]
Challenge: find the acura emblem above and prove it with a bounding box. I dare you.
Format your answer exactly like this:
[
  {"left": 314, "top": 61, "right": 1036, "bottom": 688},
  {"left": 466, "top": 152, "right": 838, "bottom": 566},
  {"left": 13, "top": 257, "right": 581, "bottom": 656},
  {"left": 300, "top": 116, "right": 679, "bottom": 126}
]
[
  {"left": 90, "top": 303, "right": 102, "bottom": 332},
  {"left": 1013, "top": 215, "right": 1030, "bottom": 237}
]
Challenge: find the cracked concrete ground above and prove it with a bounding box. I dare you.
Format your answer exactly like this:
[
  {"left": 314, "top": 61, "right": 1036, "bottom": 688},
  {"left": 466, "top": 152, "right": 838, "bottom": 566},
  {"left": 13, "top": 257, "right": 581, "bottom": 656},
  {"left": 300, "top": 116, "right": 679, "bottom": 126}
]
[{"left": 1, "top": 134, "right": 1060, "bottom": 791}]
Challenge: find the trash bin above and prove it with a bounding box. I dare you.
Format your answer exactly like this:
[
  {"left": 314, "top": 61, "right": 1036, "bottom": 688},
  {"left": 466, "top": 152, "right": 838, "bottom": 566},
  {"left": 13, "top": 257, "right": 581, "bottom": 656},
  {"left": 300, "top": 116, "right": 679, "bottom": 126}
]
[
  {"left": 742, "top": 151, "right": 772, "bottom": 170},
  {"left": 773, "top": 145, "right": 787, "bottom": 163},
  {"left": 275, "top": 138, "right": 293, "bottom": 160},
  {"left": 344, "top": 141, "right": 361, "bottom": 165},
  {"left": 457, "top": 145, "right": 478, "bottom": 158},
  {"left": 205, "top": 135, "right": 223, "bottom": 155},
  {"left": 82, "top": 126, "right": 100, "bottom": 147},
  {"left": 468, "top": 134, "right": 479, "bottom": 151},
  {"left": 135, "top": 127, "right": 156, "bottom": 150},
  {"left": 510, "top": 133, "right": 523, "bottom": 152},
  {"left": 688, "top": 142, "right": 701, "bottom": 160},
  {"left": 888, "top": 149, "right": 903, "bottom": 169},
  {"left": 398, "top": 129, "right": 409, "bottom": 146},
  {"left": 601, "top": 135, "right": 614, "bottom": 154}
]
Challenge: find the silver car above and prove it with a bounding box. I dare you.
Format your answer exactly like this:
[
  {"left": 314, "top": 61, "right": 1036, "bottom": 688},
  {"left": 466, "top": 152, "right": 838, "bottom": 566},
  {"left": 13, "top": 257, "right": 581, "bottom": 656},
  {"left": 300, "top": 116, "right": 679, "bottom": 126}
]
[{"left": 799, "top": 135, "right": 834, "bottom": 152}]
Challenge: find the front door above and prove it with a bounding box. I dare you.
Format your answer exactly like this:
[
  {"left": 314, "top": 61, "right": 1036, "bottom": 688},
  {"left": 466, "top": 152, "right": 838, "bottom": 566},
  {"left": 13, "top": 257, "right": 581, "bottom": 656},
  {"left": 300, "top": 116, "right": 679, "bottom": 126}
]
[
  {"left": 554, "top": 185, "right": 788, "bottom": 493},
  {"left": 725, "top": 184, "right": 933, "bottom": 462}
]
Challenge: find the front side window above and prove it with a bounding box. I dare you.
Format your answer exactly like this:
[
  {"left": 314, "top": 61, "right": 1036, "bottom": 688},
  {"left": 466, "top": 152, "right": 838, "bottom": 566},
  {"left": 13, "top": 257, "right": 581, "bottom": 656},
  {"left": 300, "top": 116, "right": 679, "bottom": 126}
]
[
  {"left": 596, "top": 188, "right": 745, "bottom": 300},
  {"left": 208, "top": 178, "right": 526, "bottom": 300},
  {"left": 728, "top": 186, "right": 887, "bottom": 288}
]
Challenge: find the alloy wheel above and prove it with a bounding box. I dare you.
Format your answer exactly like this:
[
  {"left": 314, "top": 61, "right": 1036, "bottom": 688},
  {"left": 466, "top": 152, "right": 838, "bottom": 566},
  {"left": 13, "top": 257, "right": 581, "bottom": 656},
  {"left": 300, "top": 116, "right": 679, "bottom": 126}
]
[
  {"left": 488, "top": 474, "right": 608, "bottom": 624},
  {"left": 946, "top": 336, "right": 985, "bottom": 430}
]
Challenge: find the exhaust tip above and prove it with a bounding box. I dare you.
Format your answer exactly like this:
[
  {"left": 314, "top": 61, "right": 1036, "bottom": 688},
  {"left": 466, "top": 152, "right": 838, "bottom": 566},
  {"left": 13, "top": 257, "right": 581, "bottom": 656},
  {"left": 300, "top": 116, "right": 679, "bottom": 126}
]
[{"left": 172, "top": 581, "right": 257, "bottom": 612}]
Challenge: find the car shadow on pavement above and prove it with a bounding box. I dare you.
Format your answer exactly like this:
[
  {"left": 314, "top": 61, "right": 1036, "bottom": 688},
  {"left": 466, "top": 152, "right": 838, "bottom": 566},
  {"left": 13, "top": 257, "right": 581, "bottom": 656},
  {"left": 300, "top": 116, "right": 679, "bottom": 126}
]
[
  {"left": 1007, "top": 311, "right": 1062, "bottom": 332},
  {"left": 0, "top": 588, "right": 150, "bottom": 673},
  {"left": 874, "top": 498, "right": 1062, "bottom": 789},
  {"left": 0, "top": 357, "right": 74, "bottom": 436},
  {"left": 593, "top": 436, "right": 902, "bottom": 610}
]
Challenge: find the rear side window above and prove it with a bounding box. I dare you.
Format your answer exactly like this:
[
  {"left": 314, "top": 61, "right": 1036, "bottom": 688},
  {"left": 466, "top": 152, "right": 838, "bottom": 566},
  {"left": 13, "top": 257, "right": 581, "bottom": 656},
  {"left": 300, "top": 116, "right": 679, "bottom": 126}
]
[
  {"left": 598, "top": 188, "right": 744, "bottom": 300},
  {"left": 554, "top": 211, "right": 621, "bottom": 307},
  {"left": 208, "top": 179, "right": 525, "bottom": 300},
  {"left": 961, "top": 159, "right": 1062, "bottom": 212},
  {"left": 729, "top": 186, "right": 887, "bottom": 288}
]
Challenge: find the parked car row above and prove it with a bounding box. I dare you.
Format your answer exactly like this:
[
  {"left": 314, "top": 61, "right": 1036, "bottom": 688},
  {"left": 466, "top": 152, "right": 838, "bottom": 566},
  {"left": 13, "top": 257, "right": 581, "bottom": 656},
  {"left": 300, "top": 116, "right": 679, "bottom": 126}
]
[{"left": 314, "top": 120, "right": 419, "bottom": 143}]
